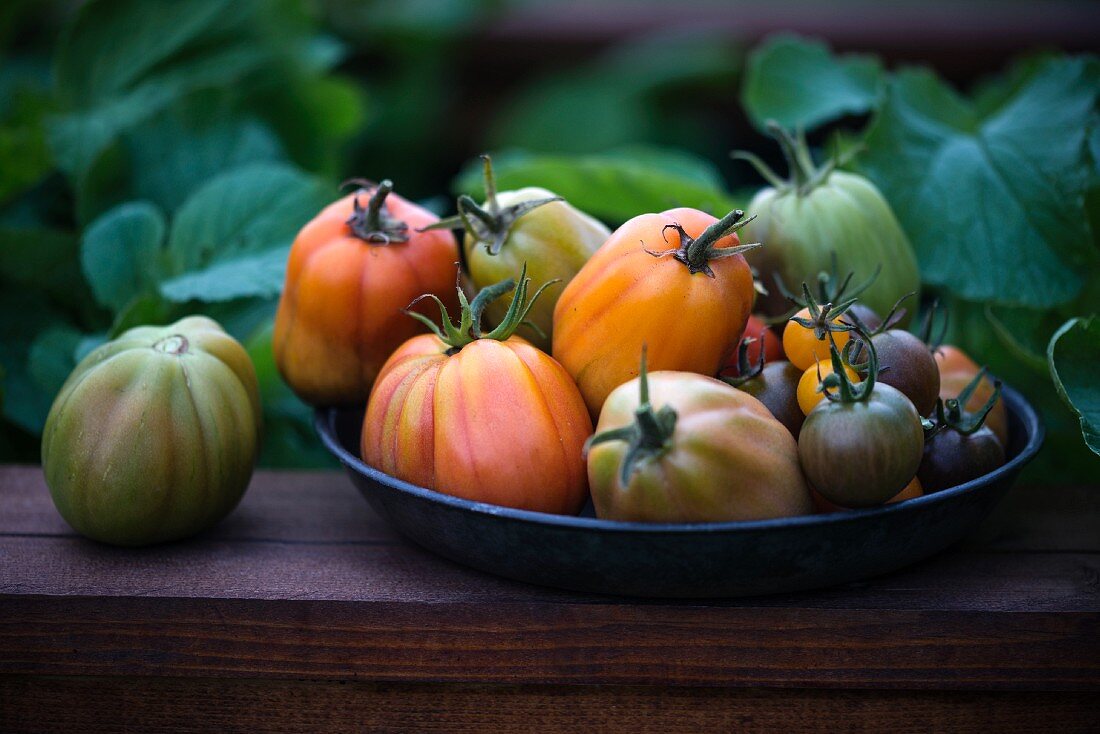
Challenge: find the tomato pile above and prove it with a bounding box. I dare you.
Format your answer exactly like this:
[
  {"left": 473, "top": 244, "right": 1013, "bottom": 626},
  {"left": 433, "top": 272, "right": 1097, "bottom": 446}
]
[{"left": 265, "top": 144, "right": 1011, "bottom": 524}]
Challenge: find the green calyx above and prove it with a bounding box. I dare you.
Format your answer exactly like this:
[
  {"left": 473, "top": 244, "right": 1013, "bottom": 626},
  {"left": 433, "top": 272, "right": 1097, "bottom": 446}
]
[
  {"left": 819, "top": 321, "right": 878, "bottom": 405},
  {"left": 720, "top": 337, "right": 765, "bottom": 388},
  {"left": 344, "top": 179, "right": 410, "bottom": 244},
  {"left": 732, "top": 120, "right": 856, "bottom": 197},
  {"left": 585, "top": 346, "right": 678, "bottom": 486},
  {"left": 645, "top": 208, "right": 762, "bottom": 277},
  {"left": 773, "top": 252, "right": 882, "bottom": 318},
  {"left": 925, "top": 369, "right": 1002, "bottom": 438},
  {"left": 405, "top": 262, "right": 557, "bottom": 351},
  {"left": 422, "top": 154, "right": 562, "bottom": 256}
]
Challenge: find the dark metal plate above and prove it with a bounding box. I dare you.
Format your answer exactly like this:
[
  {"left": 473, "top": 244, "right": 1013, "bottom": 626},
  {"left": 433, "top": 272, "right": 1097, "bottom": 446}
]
[{"left": 316, "top": 385, "right": 1043, "bottom": 598}]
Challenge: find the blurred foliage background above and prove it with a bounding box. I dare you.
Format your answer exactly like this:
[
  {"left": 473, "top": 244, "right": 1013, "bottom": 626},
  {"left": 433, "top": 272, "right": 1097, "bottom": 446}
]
[{"left": 0, "top": 0, "right": 1097, "bottom": 481}]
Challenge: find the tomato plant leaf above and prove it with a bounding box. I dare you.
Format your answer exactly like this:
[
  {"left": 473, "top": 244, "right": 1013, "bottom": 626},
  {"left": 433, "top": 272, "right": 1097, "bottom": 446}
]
[
  {"left": 160, "top": 163, "right": 329, "bottom": 302},
  {"left": 1048, "top": 316, "right": 1100, "bottom": 456},
  {"left": 859, "top": 57, "right": 1100, "bottom": 308},
  {"left": 81, "top": 201, "right": 167, "bottom": 312},
  {"left": 27, "top": 326, "right": 85, "bottom": 400},
  {"left": 454, "top": 147, "right": 739, "bottom": 225},
  {"left": 742, "top": 34, "right": 884, "bottom": 132}
]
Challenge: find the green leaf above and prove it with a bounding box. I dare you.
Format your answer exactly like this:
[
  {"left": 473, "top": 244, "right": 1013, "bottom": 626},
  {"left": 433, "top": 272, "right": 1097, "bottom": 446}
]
[
  {"left": 160, "top": 163, "right": 330, "bottom": 302},
  {"left": 0, "top": 286, "right": 66, "bottom": 433},
  {"left": 27, "top": 326, "right": 84, "bottom": 398},
  {"left": 453, "top": 147, "right": 738, "bottom": 225},
  {"left": 123, "top": 103, "right": 284, "bottom": 213},
  {"left": 859, "top": 57, "right": 1100, "bottom": 308},
  {"left": 48, "top": 42, "right": 271, "bottom": 178},
  {"left": 490, "top": 31, "right": 739, "bottom": 154},
  {"left": 54, "top": 0, "right": 240, "bottom": 104},
  {"left": 1048, "top": 316, "right": 1100, "bottom": 456},
  {"left": 742, "top": 34, "right": 884, "bottom": 132},
  {"left": 81, "top": 201, "right": 167, "bottom": 312}
]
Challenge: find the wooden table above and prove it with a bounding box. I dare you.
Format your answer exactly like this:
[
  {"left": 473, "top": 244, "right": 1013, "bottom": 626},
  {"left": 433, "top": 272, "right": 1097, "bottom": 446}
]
[{"left": 2, "top": 466, "right": 1098, "bottom": 732}]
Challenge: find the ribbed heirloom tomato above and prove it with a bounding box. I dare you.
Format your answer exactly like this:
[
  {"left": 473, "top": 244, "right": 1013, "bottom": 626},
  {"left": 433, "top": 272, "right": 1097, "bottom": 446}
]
[
  {"left": 553, "top": 208, "right": 758, "bottom": 417},
  {"left": 274, "top": 180, "right": 459, "bottom": 405},
  {"left": 362, "top": 267, "right": 592, "bottom": 515}
]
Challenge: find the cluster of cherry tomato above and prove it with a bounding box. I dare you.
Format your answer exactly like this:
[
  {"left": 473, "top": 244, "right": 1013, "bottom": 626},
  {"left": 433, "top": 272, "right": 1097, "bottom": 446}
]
[{"left": 272, "top": 158, "right": 1008, "bottom": 524}]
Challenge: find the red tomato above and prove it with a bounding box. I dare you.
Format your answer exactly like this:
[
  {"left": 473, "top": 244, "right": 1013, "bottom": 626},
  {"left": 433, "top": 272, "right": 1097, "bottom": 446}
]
[{"left": 720, "top": 315, "right": 784, "bottom": 376}]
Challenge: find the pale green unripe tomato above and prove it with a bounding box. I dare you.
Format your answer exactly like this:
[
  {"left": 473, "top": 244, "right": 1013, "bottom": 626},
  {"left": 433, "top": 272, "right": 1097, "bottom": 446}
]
[
  {"left": 744, "top": 170, "right": 921, "bottom": 321},
  {"left": 464, "top": 186, "right": 609, "bottom": 350},
  {"left": 41, "top": 316, "right": 261, "bottom": 546}
]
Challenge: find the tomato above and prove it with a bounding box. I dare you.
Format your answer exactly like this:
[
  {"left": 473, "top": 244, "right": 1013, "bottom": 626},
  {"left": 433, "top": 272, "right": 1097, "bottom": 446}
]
[
  {"left": 853, "top": 330, "right": 940, "bottom": 416},
  {"left": 935, "top": 345, "right": 1008, "bottom": 445},
  {"left": 720, "top": 315, "right": 783, "bottom": 376},
  {"left": 812, "top": 476, "right": 922, "bottom": 513},
  {"left": 432, "top": 156, "right": 609, "bottom": 351},
  {"left": 918, "top": 425, "right": 1004, "bottom": 493},
  {"left": 736, "top": 124, "right": 920, "bottom": 321},
  {"left": 553, "top": 207, "right": 757, "bottom": 417},
  {"left": 42, "top": 317, "right": 261, "bottom": 546},
  {"left": 735, "top": 361, "right": 804, "bottom": 438},
  {"left": 797, "top": 359, "right": 861, "bottom": 415},
  {"left": 362, "top": 268, "right": 591, "bottom": 515},
  {"left": 587, "top": 352, "right": 811, "bottom": 523},
  {"left": 274, "top": 180, "right": 460, "bottom": 406},
  {"left": 782, "top": 307, "right": 851, "bottom": 371},
  {"left": 797, "top": 339, "right": 924, "bottom": 507}
]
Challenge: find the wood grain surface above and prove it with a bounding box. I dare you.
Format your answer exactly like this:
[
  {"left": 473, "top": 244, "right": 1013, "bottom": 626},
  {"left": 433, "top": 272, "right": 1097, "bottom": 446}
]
[{"left": 2, "top": 466, "right": 1099, "bottom": 731}]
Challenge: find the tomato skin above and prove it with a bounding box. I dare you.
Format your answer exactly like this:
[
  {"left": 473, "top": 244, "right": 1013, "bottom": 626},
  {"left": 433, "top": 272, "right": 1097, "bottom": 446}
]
[
  {"left": 738, "top": 361, "right": 804, "bottom": 438},
  {"left": 743, "top": 169, "right": 921, "bottom": 322},
  {"left": 465, "top": 188, "right": 608, "bottom": 351},
  {"left": 782, "top": 308, "right": 851, "bottom": 371},
  {"left": 588, "top": 372, "right": 811, "bottom": 522},
  {"left": 362, "top": 334, "right": 592, "bottom": 515},
  {"left": 273, "top": 187, "right": 460, "bottom": 405},
  {"left": 812, "top": 476, "right": 922, "bottom": 513},
  {"left": 797, "top": 359, "right": 861, "bottom": 415},
  {"left": 918, "top": 425, "right": 1005, "bottom": 493},
  {"left": 855, "top": 330, "right": 940, "bottom": 416},
  {"left": 935, "top": 345, "right": 1008, "bottom": 445},
  {"left": 798, "top": 384, "right": 924, "bottom": 507},
  {"left": 721, "top": 315, "right": 784, "bottom": 376},
  {"left": 553, "top": 208, "right": 755, "bottom": 417}
]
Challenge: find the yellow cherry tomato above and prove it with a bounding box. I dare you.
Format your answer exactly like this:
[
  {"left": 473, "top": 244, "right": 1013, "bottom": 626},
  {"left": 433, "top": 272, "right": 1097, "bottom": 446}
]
[
  {"left": 782, "top": 307, "right": 851, "bottom": 371},
  {"left": 797, "top": 359, "right": 861, "bottom": 415}
]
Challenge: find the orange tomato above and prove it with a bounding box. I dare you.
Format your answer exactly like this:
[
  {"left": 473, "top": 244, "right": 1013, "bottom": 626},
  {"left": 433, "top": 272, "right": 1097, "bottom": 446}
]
[
  {"left": 363, "top": 335, "right": 591, "bottom": 515},
  {"left": 274, "top": 180, "right": 459, "bottom": 405},
  {"left": 796, "top": 359, "right": 861, "bottom": 415},
  {"left": 553, "top": 207, "right": 756, "bottom": 417},
  {"left": 782, "top": 307, "right": 851, "bottom": 371},
  {"left": 934, "top": 345, "right": 1008, "bottom": 446}
]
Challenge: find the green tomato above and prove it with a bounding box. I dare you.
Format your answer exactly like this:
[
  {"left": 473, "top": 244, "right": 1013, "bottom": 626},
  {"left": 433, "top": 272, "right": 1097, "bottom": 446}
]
[
  {"left": 41, "top": 316, "right": 261, "bottom": 546},
  {"left": 798, "top": 383, "right": 924, "bottom": 507},
  {"left": 588, "top": 370, "right": 812, "bottom": 523},
  {"left": 464, "top": 186, "right": 608, "bottom": 350},
  {"left": 737, "top": 127, "right": 920, "bottom": 320}
]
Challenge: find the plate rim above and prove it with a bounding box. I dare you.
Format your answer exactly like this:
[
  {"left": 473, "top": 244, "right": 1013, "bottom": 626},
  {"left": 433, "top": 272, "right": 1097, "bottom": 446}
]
[{"left": 315, "top": 383, "right": 1044, "bottom": 535}]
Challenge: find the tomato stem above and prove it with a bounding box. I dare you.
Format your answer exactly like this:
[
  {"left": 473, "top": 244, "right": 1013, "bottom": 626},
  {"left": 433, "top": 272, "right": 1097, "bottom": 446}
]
[
  {"left": 645, "top": 209, "right": 762, "bottom": 277},
  {"left": 346, "top": 179, "right": 411, "bottom": 244},
  {"left": 584, "top": 346, "right": 678, "bottom": 486},
  {"left": 404, "top": 262, "right": 558, "bottom": 350},
  {"left": 420, "top": 153, "right": 563, "bottom": 256}
]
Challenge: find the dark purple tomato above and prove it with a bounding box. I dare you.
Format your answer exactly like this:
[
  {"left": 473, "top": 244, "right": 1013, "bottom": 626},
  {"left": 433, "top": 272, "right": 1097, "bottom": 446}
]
[
  {"left": 845, "top": 303, "right": 883, "bottom": 332},
  {"left": 853, "top": 330, "right": 939, "bottom": 417},
  {"left": 798, "top": 383, "right": 924, "bottom": 507},
  {"left": 918, "top": 426, "right": 1005, "bottom": 493},
  {"left": 738, "top": 361, "right": 804, "bottom": 438}
]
